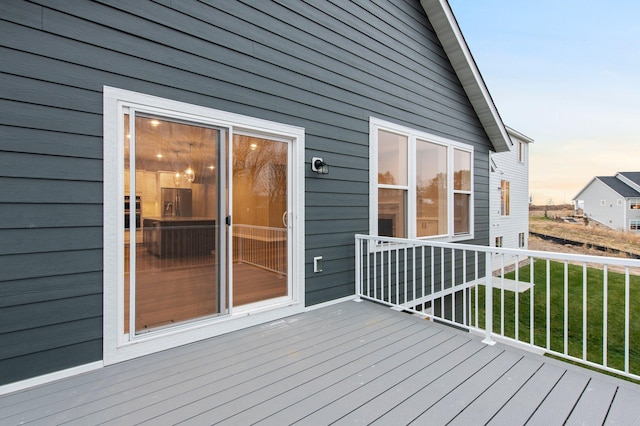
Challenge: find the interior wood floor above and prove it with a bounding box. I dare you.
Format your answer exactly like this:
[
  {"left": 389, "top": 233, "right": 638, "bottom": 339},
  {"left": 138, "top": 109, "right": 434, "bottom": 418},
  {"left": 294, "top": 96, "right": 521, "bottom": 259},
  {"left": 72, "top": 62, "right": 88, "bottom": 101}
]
[{"left": 124, "top": 246, "right": 287, "bottom": 333}]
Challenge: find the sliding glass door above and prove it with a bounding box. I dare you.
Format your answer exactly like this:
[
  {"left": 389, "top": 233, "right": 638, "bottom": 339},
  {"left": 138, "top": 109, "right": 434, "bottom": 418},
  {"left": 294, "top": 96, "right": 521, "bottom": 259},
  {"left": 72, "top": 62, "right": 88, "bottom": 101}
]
[
  {"left": 123, "top": 113, "right": 291, "bottom": 337},
  {"left": 124, "top": 112, "right": 226, "bottom": 335},
  {"left": 231, "top": 133, "right": 289, "bottom": 308}
]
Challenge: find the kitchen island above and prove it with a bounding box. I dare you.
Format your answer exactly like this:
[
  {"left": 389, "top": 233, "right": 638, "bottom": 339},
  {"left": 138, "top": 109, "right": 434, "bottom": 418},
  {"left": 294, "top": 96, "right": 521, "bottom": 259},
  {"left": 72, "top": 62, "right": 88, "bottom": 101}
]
[{"left": 143, "top": 217, "right": 216, "bottom": 258}]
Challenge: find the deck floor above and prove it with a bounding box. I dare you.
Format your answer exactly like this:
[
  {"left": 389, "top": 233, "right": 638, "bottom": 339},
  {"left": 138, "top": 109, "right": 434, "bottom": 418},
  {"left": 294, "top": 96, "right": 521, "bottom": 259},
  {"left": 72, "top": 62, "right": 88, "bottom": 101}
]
[{"left": 2, "top": 300, "right": 640, "bottom": 425}]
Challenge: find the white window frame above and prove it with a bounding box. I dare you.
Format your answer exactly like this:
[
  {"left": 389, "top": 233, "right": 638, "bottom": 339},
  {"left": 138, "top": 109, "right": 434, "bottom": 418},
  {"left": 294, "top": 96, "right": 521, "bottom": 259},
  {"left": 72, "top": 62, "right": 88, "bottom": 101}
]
[
  {"left": 103, "top": 86, "right": 305, "bottom": 365},
  {"left": 369, "top": 117, "right": 474, "bottom": 242},
  {"left": 630, "top": 199, "right": 640, "bottom": 210},
  {"left": 500, "top": 180, "right": 510, "bottom": 216},
  {"left": 631, "top": 220, "right": 640, "bottom": 231},
  {"left": 517, "top": 141, "right": 525, "bottom": 163}
]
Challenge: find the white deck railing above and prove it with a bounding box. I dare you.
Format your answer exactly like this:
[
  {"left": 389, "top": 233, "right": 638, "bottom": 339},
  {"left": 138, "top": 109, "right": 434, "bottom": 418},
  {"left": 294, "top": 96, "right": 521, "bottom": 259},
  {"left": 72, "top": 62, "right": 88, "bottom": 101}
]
[{"left": 355, "top": 234, "right": 640, "bottom": 380}]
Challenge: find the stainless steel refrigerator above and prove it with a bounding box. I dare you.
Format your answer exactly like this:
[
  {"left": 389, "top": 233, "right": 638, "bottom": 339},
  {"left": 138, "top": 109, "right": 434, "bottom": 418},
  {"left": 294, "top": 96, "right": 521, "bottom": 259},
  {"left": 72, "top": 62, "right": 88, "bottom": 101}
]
[{"left": 161, "top": 188, "right": 192, "bottom": 218}]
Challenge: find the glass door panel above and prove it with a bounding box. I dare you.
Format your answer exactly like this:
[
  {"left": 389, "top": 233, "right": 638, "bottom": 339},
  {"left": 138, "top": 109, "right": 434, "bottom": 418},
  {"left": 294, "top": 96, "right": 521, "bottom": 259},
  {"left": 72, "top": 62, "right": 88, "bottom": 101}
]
[
  {"left": 232, "top": 134, "right": 288, "bottom": 306},
  {"left": 124, "top": 113, "right": 226, "bottom": 335}
]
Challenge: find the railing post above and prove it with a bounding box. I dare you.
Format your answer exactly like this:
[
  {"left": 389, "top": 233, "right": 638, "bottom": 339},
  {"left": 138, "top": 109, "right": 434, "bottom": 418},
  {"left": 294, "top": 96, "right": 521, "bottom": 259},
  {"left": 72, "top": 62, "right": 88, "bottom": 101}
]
[
  {"left": 354, "top": 236, "right": 362, "bottom": 302},
  {"left": 482, "top": 250, "right": 496, "bottom": 345}
]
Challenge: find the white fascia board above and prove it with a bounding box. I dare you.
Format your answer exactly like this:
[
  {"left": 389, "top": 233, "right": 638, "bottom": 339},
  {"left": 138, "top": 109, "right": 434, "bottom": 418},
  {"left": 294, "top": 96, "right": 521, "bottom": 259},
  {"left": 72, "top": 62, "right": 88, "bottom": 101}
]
[
  {"left": 572, "top": 176, "right": 601, "bottom": 201},
  {"left": 420, "top": 0, "right": 511, "bottom": 153},
  {"left": 506, "top": 126, "right": 535, "bottom": 144}
]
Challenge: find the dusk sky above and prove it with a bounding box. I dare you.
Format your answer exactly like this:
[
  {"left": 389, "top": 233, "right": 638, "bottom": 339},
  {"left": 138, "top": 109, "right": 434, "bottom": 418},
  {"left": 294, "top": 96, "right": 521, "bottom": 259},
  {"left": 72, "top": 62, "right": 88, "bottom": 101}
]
[{"left": 448, "top": 1, "right": 640, "bottom": 205}]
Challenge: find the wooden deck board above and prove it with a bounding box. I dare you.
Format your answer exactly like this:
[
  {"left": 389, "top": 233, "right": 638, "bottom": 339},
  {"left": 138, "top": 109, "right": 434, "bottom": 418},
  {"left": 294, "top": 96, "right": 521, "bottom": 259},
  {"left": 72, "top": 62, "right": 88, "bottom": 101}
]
[
  {"left": 181, "top": 321, "right": 433, "bottom": 425},
  {"left": 1, "top": 304, "right": 363, "bottom": 423},
  {"left": 2, "top": 300, "right": 640, "bottom": 425},
  {"left": 526, "top": 370, "right": 590, "bottom": 425},
  {"left": 370, "top": 345, "right": 507, "bottom": 425},
  {"left": 605, "top": 386, "right": 640, "bottom": 425},
  {"left": 138, "top": 315, "right": 422, "bottom": 425},
  {"left": 256, "top": 329, "right": 456, "bottom": 425},
  {"left": 447, "top": 356, "right": 544, "bottom": 425},
  {"left": 0, "top": 302, "right": 343, "bottom": 412},
  {"left": 41, "top": 307, "right": 397, "bottom": 424},
  {"left": 565, "top": 379, "right": 617, "bottom": 425},
  {"left": 412, "top": 350, "right": 524, "bottom": 424},
  {"left": 293, "top": 335, "right": 474, "bottom": 425},
  {"left": 487, "top": 362, "right": 566, "bottom": 425}
]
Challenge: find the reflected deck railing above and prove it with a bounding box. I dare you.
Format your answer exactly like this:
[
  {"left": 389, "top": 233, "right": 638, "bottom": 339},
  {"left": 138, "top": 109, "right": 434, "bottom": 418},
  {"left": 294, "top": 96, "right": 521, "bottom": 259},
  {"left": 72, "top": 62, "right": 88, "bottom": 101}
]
[
  {"left": 355, "top": 234, "right": 640, "bottom": 380},
  {"left": 233, "top": 224, "right": 287, "bottom": 275}
]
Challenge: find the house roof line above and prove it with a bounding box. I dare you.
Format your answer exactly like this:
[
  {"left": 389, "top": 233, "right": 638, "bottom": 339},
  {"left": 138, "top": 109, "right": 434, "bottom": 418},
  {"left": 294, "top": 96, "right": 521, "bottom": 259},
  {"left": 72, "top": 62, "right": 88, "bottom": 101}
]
[
  {"left": 506, "top": 126, "right": 534, "bottom": 144},
  {"left": 420, "top": 0, "right": 511, "bottom": 153},
  {"left": 573, "top": 174, "right": 640, "bottom": 201}
]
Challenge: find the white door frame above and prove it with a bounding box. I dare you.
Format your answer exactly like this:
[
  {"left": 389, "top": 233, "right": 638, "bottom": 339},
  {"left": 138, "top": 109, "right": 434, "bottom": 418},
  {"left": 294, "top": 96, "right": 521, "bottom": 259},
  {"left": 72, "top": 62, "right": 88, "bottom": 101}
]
[{"left": 103, "top": 86, "right": 305, "bottom": 365}]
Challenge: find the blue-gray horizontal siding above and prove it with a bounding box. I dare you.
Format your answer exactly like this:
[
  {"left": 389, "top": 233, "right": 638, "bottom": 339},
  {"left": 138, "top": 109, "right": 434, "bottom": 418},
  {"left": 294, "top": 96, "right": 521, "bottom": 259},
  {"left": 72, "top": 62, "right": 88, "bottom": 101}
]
[{"left": 0, "top": 0, "right": 493, "bottom": 384}]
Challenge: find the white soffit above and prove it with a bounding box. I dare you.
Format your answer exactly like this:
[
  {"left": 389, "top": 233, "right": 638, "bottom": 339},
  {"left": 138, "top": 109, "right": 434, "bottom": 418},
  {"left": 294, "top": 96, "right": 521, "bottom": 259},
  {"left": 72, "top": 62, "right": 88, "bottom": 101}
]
[{"left": 420, "top": 0, "right": 511, "bottom": 152}]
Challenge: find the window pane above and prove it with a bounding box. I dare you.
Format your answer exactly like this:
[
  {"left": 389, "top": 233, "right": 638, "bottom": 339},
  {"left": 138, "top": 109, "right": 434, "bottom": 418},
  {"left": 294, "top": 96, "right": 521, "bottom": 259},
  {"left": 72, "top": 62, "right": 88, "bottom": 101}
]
[
  {"left": 378, "top": 130, "right": 407, "bottom": 186},
  {"left": 378, "top": 188, "right": 406, "bottom": 237},
  {"left": 454, "top": 193, "right": 470, "bottom": 234},
  {"left": 416, "top": 139, "right": 447, "bottom": 237},
  {"left": 500, "top": 180, "right": 510, "bottom": 216},
  {"left": 454, "top": 149, "right": 471, "bottom": 191},
  {"left": 232, "top": 135, "right": 288, "bottom": 306},
  {"left": 125, "top": 114, "right": 222, "bottom": 335}
]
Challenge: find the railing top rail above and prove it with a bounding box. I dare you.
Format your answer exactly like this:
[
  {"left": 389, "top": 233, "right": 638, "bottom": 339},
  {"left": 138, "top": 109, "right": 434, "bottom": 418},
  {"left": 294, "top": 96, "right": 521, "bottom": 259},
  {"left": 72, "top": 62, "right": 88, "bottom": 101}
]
[
  {"left": 355, "top": 234, "right": 640, "bottom": 268},
  {"left": 233, "top": 224, "right": 287, "bottom": 232}
]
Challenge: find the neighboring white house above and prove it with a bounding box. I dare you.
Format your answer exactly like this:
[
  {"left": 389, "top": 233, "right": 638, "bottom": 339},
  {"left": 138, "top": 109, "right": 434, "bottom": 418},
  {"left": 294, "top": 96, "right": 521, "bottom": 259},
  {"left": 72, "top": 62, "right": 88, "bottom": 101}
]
[
  {"left": 490, "top": 126, "right": 534, "bottom": 269},
  {"left": 573, "top": 172, "right": 640, "bottom": 233}
]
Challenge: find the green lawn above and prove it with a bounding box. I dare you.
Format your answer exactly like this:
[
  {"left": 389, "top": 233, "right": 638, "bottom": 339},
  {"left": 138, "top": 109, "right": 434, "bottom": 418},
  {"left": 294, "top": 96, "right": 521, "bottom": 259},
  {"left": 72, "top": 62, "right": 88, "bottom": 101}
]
[{"left": 472, "top": 260, "right": 640, "bottom": 376}]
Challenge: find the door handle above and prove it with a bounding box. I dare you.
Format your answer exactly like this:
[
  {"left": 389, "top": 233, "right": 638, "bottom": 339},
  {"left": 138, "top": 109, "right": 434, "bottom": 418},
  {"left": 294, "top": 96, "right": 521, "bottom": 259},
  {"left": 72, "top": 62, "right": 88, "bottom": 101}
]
[{"left": 282, "top": 211, "right": 288, "bottom": 228}]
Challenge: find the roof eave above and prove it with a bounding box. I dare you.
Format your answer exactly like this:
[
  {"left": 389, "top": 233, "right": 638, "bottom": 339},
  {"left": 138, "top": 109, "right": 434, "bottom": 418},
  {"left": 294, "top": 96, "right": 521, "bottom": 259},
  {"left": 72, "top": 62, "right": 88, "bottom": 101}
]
[
  {"left": 420, "top": 0, "right": 511, "bottom": 153},
  {"left": 506, "top": 126, "right": 534, "bottom": 144}
]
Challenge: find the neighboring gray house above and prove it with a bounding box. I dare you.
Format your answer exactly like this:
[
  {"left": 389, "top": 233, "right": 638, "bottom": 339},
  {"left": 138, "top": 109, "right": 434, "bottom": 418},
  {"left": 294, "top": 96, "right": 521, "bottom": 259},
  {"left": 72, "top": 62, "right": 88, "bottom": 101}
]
[
  {"left": 0, "top": 0, "right": 511, "bottom": 391},
  {"left": 489, "top": 126, "right": 533, "bottom": 269},
  {"left": 573, "top": 172, "right": 640, "bottom": 232}
]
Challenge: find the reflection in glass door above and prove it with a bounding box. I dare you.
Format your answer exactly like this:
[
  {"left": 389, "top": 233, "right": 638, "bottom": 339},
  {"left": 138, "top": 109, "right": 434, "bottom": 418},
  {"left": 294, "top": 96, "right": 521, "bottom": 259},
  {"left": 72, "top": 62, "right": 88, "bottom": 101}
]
[
  {"left": 124, "top": 112, "right": 226, "bottom": 335},
  {"left": 232, "top": 134, "right": 289, "bottom": 307}
]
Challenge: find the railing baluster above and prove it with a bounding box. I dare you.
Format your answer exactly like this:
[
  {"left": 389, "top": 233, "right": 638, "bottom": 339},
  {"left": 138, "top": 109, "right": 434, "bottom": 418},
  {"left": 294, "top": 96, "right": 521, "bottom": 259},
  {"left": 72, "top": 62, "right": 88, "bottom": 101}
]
[
  {"left": 515, "top": 255, "right": 519, "bottom": 342},
  {"left": 403, "top": 246, "right": 408, "bottom": 306},
  {"left": 373, "top": 240, "right": 377, "bottom": 300},
  {"left": 421, "top": 246, "right": 425, "bottom": 312},
  {"left": 355, "top": 236, "right": 362, "bottom": 300},
  {"left": 564, "top": 261, "right": 569, "bottom": 356},
  {"left": 482, "top": 251, "right": 494, "bottom": 345},
  {"left": 530, "top": 256, "right": 534, "bottom": 345},
  {"left": 411, "top": 244, "right": 416, "bottom": 309},
  {"left": 500, "top": 254, "right": 505, "bottom": 337},
  {"left": 440, "top": 247, "right": 445, "bottom": 321},
  {"left": 474, "top": 251, "right": 479, "bottom": 328},
  {"left": 452, "top": 248, "right": 456, "bottom": 324},
  {"left": 365, "top": 239, "right": 370, "bottom": 298},
  {"left": 603, "top": 265, "right": 608, "bottom": 368},
  {"left": 583, "top": 263, "right": 587, "bottom": 361},
  {"left": 396, "top": 247, "right": 400, "bottom": 305},
  {"left": 546, "top": 258, "right": 551, "bottom": 351},
  {"left": 625, "top": 266, "right": 630, "bottom": 374},
  {"left": 463, "top": 249, "right": 467, "bottom": 327},
  {"left": 431, "top": 246, "right": 435, "bottom": 315}
]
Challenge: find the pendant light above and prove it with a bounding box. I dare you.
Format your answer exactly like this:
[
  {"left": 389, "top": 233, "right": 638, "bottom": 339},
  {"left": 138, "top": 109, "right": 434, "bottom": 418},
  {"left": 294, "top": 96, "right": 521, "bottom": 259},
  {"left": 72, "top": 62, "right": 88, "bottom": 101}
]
[
  {"left": 184, "top": 143, "right": 195, "bottom": 183},
  {"left": 173, "top": 170, "right": 182, "bottom": 186},
  {"left": 173, "top": 150, "right": 182, "bottom": 186}
]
